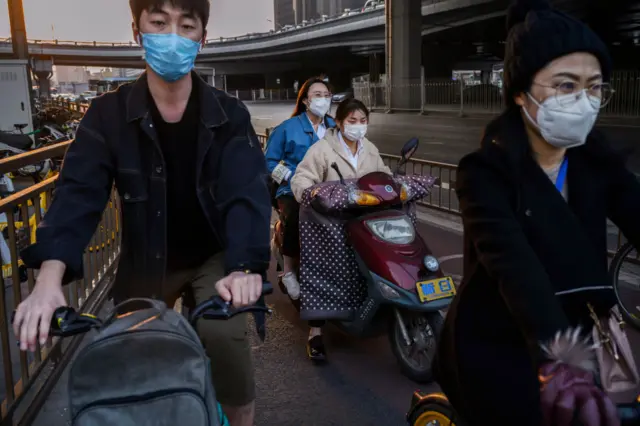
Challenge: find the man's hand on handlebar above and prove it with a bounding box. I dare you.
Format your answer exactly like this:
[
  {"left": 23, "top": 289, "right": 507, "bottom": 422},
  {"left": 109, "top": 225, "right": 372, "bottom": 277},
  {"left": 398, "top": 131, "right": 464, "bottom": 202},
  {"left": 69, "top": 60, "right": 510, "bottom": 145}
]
[
  {"left": 215, "top": 271, "right": 263, "bottom": 309},
  {"left": 12, "top": 260, "right": 67, "bottom": 352}
]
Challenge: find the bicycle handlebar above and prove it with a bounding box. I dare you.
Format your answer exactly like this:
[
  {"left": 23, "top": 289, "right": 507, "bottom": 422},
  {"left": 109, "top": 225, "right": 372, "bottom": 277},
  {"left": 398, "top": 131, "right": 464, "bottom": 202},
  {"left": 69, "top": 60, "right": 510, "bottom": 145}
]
[
  {"left": 12, "top": 282, "right": 274, "bottom": 340},
  {"left": 188, "top": 281, "right": 273, "bottom": 327}
]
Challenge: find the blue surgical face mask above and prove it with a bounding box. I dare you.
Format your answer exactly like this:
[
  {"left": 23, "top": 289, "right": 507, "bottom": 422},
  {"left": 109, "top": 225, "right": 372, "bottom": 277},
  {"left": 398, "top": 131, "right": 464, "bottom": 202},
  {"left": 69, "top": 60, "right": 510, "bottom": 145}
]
[{"left": 139, "top": 33, "right": 201, "bottom": 82}]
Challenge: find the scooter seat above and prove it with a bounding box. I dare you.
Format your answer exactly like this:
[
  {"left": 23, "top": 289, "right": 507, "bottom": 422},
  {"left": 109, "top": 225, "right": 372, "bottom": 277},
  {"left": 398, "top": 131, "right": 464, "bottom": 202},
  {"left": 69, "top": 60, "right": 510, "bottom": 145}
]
[{"left": 0, "top": 131, "right": 32, "bottom": 151}]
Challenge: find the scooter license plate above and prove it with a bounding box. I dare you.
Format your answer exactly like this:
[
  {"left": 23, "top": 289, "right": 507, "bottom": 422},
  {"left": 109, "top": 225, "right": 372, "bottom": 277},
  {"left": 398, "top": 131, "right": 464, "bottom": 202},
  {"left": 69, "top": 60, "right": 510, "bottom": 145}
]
[{"left": 416, "top": 277, "right": 456, "bottom": 303}]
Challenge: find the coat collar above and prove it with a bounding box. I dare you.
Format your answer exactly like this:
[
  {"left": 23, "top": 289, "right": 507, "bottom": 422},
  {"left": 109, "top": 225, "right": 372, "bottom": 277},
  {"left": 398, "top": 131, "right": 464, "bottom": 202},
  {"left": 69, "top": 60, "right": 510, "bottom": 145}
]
[
  {"left": 126, "top": 70, "right": 228, "bottom": 128},
  {"left": 296, "top": 112, "right": 336, "bottom": 134},
  {"left": 323, "top": 128, "right": 375, "bottom": 171},
  {"left": 480, "top": 108, "right": 607, "bottom": 269}
]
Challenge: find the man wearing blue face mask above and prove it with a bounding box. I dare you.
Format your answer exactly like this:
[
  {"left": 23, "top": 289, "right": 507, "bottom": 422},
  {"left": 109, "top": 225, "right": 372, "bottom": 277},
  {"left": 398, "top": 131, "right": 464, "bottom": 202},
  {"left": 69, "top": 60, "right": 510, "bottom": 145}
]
[{"left": 13, "top": 1, "right": 270, "bottom": 425}]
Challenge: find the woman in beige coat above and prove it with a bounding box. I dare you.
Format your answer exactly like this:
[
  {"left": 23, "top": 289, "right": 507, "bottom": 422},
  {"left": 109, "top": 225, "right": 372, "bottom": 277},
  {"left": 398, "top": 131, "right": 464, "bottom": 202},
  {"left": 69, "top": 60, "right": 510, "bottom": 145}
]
[{"left": 290, "top": 98, "right": 391, "bottom": 362}]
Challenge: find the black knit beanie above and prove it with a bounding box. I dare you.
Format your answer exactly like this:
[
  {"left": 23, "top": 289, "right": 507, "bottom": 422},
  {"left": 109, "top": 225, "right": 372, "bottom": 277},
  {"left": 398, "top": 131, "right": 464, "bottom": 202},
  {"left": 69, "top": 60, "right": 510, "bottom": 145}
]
[{"left": 503, "top": 0, "right": 612, "bottom": 107}]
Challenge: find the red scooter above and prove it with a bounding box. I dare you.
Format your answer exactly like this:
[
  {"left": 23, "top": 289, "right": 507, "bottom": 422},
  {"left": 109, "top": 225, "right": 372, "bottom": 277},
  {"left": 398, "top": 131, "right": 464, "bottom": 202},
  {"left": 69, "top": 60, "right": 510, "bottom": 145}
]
[{"left": 272, "top": 138, "right": 455, "bottom": 382}]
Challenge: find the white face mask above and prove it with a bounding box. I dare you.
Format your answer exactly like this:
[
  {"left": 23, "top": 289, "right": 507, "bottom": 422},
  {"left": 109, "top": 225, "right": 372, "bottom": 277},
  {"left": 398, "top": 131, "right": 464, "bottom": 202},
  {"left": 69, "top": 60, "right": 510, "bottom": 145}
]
[
  {"left": 523, "top": 91, "right": 600, "bottom": 149},
  {"left": 308, "top": 97, "right": 331, "bottom": 117},
  {"left": 343, "top": 124, "right": 367, "bottom": 141}
]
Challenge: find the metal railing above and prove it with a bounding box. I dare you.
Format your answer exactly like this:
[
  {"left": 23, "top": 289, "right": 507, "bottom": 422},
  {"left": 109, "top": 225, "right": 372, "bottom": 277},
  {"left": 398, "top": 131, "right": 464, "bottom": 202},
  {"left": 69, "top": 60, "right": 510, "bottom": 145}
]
[
  {"left": 230, "top": 88, "right": 297, "bottom": 103},
  {"left": 353, "top": 70, "right": 640, "bottom": 118},
  {"left": 0, "top": 142, "right": 120, "bottom": 425},
  {"left": 45, "top": 98, "right": 89, "bottom": 116}
]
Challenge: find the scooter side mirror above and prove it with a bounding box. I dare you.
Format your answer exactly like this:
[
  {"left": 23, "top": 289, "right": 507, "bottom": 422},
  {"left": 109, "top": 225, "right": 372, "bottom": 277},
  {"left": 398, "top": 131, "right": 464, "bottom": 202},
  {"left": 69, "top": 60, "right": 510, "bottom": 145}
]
[
  {"left": 401, "top": 138, "right": 419, "bottom": 162},
  {"left": 331, "top": 162, "right": 346, "bottom": 185},
  {"left": 396, "top": 138, "right": 419, "bottom": 175}
]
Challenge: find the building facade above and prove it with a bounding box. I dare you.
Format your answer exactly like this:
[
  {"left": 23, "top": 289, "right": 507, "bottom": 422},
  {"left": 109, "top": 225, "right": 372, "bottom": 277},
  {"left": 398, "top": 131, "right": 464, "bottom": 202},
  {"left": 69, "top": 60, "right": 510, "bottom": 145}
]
[
  {"left": 274, "top": 0, "right": 365, "bottom": 28},
  {"left": 316, "top": 0, "right": 364, "bottom": 17},
  {"left": 273, "top": 0, "right": 295, "bottom": 28}
]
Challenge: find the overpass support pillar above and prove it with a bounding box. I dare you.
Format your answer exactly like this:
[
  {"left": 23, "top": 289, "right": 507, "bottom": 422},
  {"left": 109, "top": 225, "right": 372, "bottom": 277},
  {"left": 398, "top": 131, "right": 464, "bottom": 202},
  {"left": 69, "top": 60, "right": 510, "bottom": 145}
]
[
  {"left": 385, "top": 0, "right": 422, "bottom": 111},
  {"left": 35, "top": 72, "right": 52, "bottom": 98},
  {"left": 213, "top": 75, "right": 226, "bottom": 92},
  {"left": 369, "top": 53, "right": 380, "bottom": 83},
  {"left": 33, "top": 58, "right": 54, "bottom": 99}
]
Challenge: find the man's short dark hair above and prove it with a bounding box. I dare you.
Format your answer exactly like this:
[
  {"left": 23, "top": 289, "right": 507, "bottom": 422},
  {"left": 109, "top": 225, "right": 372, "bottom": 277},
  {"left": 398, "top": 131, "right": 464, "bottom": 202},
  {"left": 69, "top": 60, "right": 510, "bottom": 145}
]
[{"left": 129, "top": 0, "right": 211, "bottom": 28}]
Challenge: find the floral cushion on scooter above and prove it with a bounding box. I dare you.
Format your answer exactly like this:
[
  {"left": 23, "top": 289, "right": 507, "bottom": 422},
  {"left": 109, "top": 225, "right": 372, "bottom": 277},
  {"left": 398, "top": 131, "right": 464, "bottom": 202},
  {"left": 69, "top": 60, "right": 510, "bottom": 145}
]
[{"left": 297, "top": 175, "right": 437, "bottom": 321}]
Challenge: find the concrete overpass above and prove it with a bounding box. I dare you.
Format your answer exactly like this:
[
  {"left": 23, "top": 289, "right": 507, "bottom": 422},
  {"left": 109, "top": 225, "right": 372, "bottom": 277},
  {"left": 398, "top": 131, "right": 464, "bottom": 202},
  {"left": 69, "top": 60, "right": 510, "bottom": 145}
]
[
  {"left": 3, "top": 0, "right": 638, "bottom": 106},
  {"left": 0, "top": 0, "right": 504, "bottom": 69}
]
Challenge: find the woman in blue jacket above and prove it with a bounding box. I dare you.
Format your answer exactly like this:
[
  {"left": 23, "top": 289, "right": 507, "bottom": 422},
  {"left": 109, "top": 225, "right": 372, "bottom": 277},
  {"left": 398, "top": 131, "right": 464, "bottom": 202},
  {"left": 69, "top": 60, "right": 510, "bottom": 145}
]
[{"left": 265, "top": 76, "right": 335, "bottom": 303}]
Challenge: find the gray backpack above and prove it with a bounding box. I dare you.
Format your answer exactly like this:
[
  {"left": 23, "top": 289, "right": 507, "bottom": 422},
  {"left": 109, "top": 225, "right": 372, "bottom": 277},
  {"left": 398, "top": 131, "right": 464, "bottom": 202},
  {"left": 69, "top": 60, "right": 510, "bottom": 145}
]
[{"left": 68, "top": 298, "right": 226, "bottom": 426}]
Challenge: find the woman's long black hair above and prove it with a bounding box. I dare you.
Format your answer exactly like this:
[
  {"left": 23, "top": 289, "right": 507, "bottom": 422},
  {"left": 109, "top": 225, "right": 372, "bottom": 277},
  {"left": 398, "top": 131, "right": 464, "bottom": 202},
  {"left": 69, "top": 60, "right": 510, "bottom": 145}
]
[{"left": 291, "top": 76, "right": 333, "bottom": 118}]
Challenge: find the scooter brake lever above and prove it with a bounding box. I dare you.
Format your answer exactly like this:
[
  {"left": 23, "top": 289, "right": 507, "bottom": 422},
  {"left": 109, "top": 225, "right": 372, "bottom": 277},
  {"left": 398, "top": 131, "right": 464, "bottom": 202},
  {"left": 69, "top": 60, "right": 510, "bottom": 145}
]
[
  {"left": 199, "top": 296, "right": 233, "bottom": 320},
  {"left": 200, "top": 297, "right": 272, "bottom": 320}
]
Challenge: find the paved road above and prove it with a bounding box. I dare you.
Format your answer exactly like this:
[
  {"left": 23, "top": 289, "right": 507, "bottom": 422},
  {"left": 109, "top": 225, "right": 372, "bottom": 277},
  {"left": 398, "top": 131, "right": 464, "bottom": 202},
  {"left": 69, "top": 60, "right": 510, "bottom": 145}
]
[
  {"left": 32, "top": 218, "right": 463, "bottom": 426},
  {"left": 248, "top": 102, "right": 640, "bottom": 173}
]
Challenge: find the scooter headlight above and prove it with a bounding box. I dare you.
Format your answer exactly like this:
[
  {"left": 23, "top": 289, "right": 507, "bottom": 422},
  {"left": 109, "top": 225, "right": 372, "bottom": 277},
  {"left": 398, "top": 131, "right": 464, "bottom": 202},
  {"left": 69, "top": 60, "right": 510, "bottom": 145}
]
[
  {"left": 365, "top": 216, "right": 415, "bottom": 244},
  {"left": 424, "top": 255, "right": 439, "bottom": 272}
]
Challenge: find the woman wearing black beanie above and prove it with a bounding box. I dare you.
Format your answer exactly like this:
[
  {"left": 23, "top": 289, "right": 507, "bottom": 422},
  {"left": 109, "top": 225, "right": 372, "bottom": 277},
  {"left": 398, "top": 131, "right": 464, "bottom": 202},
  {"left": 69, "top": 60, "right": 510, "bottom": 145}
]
[{"left": 434, "top": 0, "right": 640, "bottom": 425}]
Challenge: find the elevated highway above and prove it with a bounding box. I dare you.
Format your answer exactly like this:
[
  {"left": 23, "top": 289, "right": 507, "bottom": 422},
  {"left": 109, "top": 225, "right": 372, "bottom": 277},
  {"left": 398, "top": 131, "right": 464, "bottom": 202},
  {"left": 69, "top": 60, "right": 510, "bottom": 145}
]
[{"left": 0, "top": 0, "right": 504, "bottom": 68}]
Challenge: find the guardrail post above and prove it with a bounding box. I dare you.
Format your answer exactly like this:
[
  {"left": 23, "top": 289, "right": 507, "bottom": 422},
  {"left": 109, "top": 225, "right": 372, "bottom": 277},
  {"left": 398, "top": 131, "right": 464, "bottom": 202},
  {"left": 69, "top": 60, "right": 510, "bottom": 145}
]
[
  {"left": 419, "top": 66, "right": 425, "bottom": 115},
  {"left": 385, "top": 82, "right": 391, "bottom": 114},
  {"left": 459, "top": 80, "right": 465, "bottom": 118}
]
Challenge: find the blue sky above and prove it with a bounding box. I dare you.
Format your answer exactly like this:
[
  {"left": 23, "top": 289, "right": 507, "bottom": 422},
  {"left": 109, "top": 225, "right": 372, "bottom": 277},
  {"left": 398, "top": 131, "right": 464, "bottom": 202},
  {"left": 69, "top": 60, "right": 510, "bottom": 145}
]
[{"left": 0, "top": 0, "right": 274, "bottom": 41}]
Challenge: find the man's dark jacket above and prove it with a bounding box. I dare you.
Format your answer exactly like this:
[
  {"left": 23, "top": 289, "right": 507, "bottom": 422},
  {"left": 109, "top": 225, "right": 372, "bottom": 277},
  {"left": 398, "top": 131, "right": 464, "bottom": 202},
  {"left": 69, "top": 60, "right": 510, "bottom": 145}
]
[{"left": 22, "top": 72, "right": 272, "bottom": 301}]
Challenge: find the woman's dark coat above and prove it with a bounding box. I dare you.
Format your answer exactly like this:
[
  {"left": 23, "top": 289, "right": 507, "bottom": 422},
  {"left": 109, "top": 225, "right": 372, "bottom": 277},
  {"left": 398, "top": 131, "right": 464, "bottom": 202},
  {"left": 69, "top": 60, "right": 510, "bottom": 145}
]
[{"left": 435, "top": 109, "right": 640, "bottom": 425}]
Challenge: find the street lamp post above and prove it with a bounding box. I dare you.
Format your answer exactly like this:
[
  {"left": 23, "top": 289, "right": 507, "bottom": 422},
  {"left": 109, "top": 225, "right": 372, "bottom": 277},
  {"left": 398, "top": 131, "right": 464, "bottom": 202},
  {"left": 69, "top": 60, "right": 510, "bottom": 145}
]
[{"left": 7, "top": 0, "right": 28, "bottom": 59}]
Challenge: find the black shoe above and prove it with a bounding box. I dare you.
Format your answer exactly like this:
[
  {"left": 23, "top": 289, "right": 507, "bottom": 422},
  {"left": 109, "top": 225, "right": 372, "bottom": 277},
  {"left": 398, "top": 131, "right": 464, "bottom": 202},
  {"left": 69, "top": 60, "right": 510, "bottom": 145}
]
[{"left": 306, "top": 335, "right": 327, "bottom": 363}]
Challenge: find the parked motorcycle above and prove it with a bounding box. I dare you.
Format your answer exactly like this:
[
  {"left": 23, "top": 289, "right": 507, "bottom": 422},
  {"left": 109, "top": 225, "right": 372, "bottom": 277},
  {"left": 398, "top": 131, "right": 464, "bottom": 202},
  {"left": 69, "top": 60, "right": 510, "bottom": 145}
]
[{"left": 272, "top": 138, "right": 454, "bottom": 382}]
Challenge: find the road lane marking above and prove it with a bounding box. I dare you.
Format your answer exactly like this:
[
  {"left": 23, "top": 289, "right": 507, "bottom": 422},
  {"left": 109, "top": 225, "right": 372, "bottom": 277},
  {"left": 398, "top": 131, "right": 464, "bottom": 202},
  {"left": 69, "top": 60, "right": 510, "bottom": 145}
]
[
  {"left": 448, "top": 274, "right": 462, "bottom": 285},
  {"left": 438, "top": 254, "right": 463, "bottom": 263}
]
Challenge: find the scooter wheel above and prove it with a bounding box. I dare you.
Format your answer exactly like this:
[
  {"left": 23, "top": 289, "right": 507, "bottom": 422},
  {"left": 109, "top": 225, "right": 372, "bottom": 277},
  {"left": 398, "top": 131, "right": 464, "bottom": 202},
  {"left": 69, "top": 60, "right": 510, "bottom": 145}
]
[
  {"left": 407, "top": 400, "right": 456, "bottom": 426},
  {"left": 390, "top": 311, "right": 444, "bottom": 383}
]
